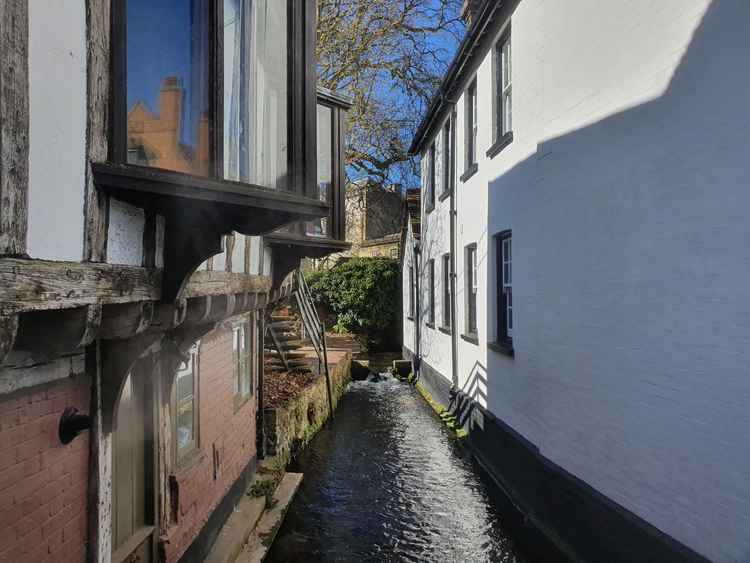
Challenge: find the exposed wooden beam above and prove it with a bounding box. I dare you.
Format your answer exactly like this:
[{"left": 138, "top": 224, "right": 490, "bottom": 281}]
[
  {"left": 184, "top": 271, "right": 272, "bottom": 299},
  {"left": 0, "top": 0, "right": 29, "bottom": 256},
  {"left": 83, "top": 0, "right": 111, "bottom": 262},
  {"left": 0, "top": 258, "right": 161, "bottom": 314}
]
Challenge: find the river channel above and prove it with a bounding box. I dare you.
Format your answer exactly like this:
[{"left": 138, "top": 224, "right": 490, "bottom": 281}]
[{"left": 267, "top": 374, "right": 527, "bottom": 562}]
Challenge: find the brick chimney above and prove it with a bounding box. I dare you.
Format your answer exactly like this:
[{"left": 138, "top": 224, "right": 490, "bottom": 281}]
[
  {"left": 461, "top": 0, "right": 484, "bottom": 26},
  {"left": 158, "top": 76, "right": 183, "bottom": 138}
]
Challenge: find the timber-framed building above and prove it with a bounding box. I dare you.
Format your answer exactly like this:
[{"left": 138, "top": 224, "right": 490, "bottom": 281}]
[{"left": 0, "top": 1, "right": 350, "bottom": 562}]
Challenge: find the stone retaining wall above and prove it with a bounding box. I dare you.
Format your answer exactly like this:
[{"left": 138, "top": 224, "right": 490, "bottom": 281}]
[{"left": 264, "top": 353, "right": 352, "bottom": 468}]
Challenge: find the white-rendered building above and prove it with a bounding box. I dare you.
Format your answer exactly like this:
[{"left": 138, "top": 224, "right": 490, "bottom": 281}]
[{"left": 402, "top": 1, "right": 750, "bottom": 561}]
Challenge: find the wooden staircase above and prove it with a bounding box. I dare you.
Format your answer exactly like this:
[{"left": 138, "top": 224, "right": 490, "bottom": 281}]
[{"left": 264, "top": 310, "right": 315, "bottom": 374}]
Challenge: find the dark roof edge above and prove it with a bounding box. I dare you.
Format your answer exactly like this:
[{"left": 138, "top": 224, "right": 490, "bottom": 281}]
[
  {"left": 317, "top": 86, "right": 355, "bottom": 110},
  {"left": 408, "top": 0, "right": 505, "bottom": 155}
]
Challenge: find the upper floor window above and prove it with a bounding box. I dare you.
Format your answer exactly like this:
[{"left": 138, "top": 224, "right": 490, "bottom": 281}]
[
  {"left": 306, "top": 103, "right": 334, "bottom": 237},
  {"left": 408, "top": 263, "right": 415, "bottom": 319},
  {"left": 465, "top": 243, "right": 478, "bottom": 337},
  {"left": 233, "top": 318, "right": 255, "bottom": 409},
  {"left": 462, "top": 79, "right": 478, "bottom": 180},
  {"left": 427, "top": 259, "right": 435, "bottom": 326},
  {"left": 441, "top": 116, "right": 453, "bottom": 197},
  {"left": 489, "top": 29, "right": 513, "bottom": 157},
  {"left": 494, "top": 231, "right": 514, "bottom": 355},
  {"left": 442, "top": 253, "right": 451, "bottom": 330},
  {"left": 426, "top": 143, "right": 436, "bottom": 212},
  {"left": 175, "top": 342, "right": 200, "bottom": 461},
  {"left": 117, "top": 0, "right": 311, "bottom": 193}
]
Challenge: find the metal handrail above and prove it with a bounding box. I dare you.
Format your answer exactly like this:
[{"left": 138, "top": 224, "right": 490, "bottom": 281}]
[{"left": 294, "top": 269, "right": 334, "bottom": 419}]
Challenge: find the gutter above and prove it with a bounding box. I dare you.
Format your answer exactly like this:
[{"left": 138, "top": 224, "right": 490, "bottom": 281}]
[{"left": 409, "top": 0, "right": 505, "bottom": 155}]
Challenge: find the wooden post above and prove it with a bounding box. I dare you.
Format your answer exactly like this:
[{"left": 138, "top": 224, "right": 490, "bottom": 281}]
[
  {"left": 0, "top": 0, "right": 29, "bottom": 256},
  {"left": 84, "top": 0, "right": 111, "bottom": 262},
  {"left": 321, "top": 322, "right": 334, "bottom": 420}
]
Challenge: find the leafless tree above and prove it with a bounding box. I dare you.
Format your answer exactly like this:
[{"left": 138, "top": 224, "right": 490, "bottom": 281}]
[{"left": 317, "top": 0, "right": 464, "bottom": 189}]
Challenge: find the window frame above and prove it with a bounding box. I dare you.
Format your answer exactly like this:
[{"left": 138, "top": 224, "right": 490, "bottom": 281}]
[
  {"left": 110, "top": 0, "right": 318, "bottom": 198},
  {"left": 461, "top": 79, "right": 479, "bottom": 182},
  {"left": 173, "top": 342, "right": 201, "bottom": 465},
  {"left": 233, "top": 317, "right": 255, "bottom": 410},
  {"left": 427, "top": 258, "right": 435, "bottom": 327},
  {"left": 408, "top": 262, "right": 415, "bottom": 320},
  {"left": 488, "top": 27, "right": 514, "bottom": 159},
  {"left": 462, "top": 243, "right": 479, "bottom": 344},
  {"left": 426, "top": 142, "right": 436, "bottom": 213},
  {"left": 441, "top": 253, "right": 451, "bottom": 332},
  {"left": 492, "top": 230, "right": 514, "bottom": 356},
  {"left": 439, "top": 116, "right": 454, "bottom": 200}
]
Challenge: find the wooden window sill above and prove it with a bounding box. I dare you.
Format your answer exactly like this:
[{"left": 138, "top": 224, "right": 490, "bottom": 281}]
[
  {"left": 487, "top": 132, "right": 514, "bottom": 159},
  {"left": 488, "top": 340, "right": 515, "bottom": 357},
  {"left": 460, "top": 163, "right": 478, "bottom": 183},
  {"left": 438, "top": 325, "right": 452, "bottom": 335},
  {"left": 461, "top": 332, "right": 479, "bottom": 345}
]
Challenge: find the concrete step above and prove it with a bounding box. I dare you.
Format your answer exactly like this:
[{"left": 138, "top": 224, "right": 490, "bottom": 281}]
[
  {"left": 268, "top": 322, "right": 296, "bottom": 330},
  {"left": 203, "top": 493, "right": 265, "bottom": 563},
  {"left": 235, "top": 473, "right": 304, "bottom": 563}
]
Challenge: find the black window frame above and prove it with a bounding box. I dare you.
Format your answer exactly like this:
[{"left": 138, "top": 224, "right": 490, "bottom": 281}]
[
  {"left": 426, "top": 258, "right": 435, "bottom": 327},
  {"left": 439, "top": 115, "right": 454, "bottom": 201},
  {"left": 173, "top": 342, "right": 201, "bottom": 465},
  {"left": 461, "top": 79, "right": 479, "bottom": 182},
  {"left": 441, "top": 253, "right": 451, "bottom": 332},
  {"left": 110, "top": 0, "right": 318, "bottom": 199},
  {"left": 491, "top": 230, "right": 514, "bottom": 356},
  {"left": 408, "top": 262, "right": 415, "bottom": 320},
  {"left": 426, "top": 142, "right": 436, "bottom": 213},
  {"left": 462, "top": 243, "right": 478, "bottom": 345},
  {"left": 271, "top": 90, "right": 351, "bottom": 242},
  {"left": 488, "top": 27, "right": 514, "bottom": 159}
]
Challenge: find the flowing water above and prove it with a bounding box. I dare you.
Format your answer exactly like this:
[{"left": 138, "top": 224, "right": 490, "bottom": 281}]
[{"left": 267, "top": 373, "right": 526, "bottom": 563}]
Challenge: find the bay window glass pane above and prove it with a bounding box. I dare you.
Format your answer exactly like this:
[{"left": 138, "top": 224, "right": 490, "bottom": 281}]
[
  {"left": 224, "top": 0, "right": 289, "bottom": 190},
  {"left": 307, "top": 104, "right": 333, "bottom": 236},
  {"left": 176, "top": 353, "right": 196, "bottom": 451},
  {"left": 127, "top": 0, "right": 211, "bottom": 176}
]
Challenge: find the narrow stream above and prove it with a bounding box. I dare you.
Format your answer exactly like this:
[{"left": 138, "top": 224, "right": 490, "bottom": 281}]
[{"left": 267, "top": 374, "right": 526, "bottom": 562}]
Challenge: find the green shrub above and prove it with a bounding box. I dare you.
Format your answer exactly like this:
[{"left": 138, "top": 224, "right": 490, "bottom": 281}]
[{"left": 306, "top": 258, "right": 401, "bottom": 351}]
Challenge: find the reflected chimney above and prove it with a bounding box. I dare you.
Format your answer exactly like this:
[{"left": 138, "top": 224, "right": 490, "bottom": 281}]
[{"left": 159, "top": 76, "right": 182, "bottom": 143}]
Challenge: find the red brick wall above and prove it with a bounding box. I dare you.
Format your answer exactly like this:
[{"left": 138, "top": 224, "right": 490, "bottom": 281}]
[
  {"left": 161, "top": 324, "right": 258, "bottom": 562},
  {"left": 0, "top": 378, "right": 90, "bottom": 563}
]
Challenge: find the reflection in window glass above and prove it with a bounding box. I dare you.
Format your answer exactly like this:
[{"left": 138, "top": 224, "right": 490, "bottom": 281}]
[
  {"left": 307, "top": 104, "right": 333, "bottom": 237},
  {"left": 127, "top": 0, "right": 211, "bottom": 176},
  {"left": 176, "top": 344, "right": 199, "bottom": 455},
  {"left": 224, "top": 0, "right": 289, "bottom": 189}
]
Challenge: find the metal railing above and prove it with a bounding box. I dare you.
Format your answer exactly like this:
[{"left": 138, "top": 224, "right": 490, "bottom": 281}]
[{"left": 293, "top": 269, "right": 334, "bottom": 418}]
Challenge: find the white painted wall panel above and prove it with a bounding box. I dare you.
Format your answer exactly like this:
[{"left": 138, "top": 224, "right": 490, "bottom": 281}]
[
  {"left": 107, "top": 199, "right": 145, "bottom": 266},
  {"left": 408, "top": 1, "right": 750, "bottom": 560},
  {"left": 27, "top": 0, "right": 87, "bottom": 261},
  {"left": 232, "top": 235, "right": 246, "bottom": 273},
  {"left": 249, "top": 237, "right": 263, "bottom": 275}
]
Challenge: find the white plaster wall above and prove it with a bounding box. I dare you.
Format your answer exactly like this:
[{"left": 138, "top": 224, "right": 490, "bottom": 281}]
[
  {"left": 416, "top": 1, "right": 750, "bottom": 560},
  {"left": 107, "top": 199, "right": 145, "bottom": 266},
  {"left": 402, "top": 226, "right": 416, "bottom": 355},
  {"left": 419, "top": 124, "right": 454, "bottom": 380},
  {"left": 249, "top": 237, "right": 263, "bottom": 275},
  {"left": 232, "top": 235, "right": 246, "bottom": 273},
  {"left": 27, "top": 0, "right": 87, "bottom": 261}
]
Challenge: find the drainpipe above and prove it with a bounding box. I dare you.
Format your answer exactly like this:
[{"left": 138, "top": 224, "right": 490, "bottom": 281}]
[
  {"left": 449, "top": 109, "right": 459, "bottom": 391},
  {"left": 413, "top": 242, "right": 422, "bottom": 378}
]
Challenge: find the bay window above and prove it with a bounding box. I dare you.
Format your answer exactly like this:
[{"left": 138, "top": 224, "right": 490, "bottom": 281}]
[{"left": 112, "top": 0, "right": 315, "bottom": 196}]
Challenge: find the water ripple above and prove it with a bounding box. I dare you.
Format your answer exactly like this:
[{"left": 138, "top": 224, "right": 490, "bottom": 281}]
[{"left": 267, "top": 375, "right": 525, "bottom": 563}]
